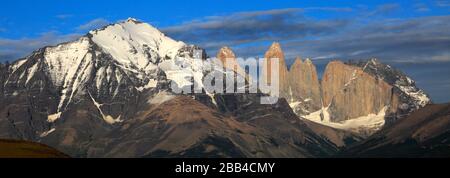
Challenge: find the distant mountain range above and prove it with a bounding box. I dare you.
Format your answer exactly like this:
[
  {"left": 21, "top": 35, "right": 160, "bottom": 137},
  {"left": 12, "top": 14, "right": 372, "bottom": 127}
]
[{"left": 0, "top": 18, "right": 447, "bottom": 158}]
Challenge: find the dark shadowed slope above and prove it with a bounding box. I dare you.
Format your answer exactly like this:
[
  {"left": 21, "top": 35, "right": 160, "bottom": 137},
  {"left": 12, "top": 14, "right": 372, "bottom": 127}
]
[
  {"left": 0, "top": 139, "right": 69, "bottom": 158},
  {"left": 87, "top": 96, "right": 338, "bottom": 158},
  {"left": 342, "top": 103, "right": 450, "bottom": 158}
]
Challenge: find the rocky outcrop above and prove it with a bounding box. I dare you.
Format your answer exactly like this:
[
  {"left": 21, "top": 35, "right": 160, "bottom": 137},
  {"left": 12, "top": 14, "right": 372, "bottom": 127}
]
[
  {"left": 262, "top": 42, "right": 289, "bottom": 97},
  {"left": 216, "top": 46, "right": 249, "bottom": 82},
  {"left": 257, "top": 43, "right": 430, "bottom": 137},
  {"left": 347, "top": 59, "right": 431, "bottom": 121},
  {"left": 217, "top": 46, "right": 237, "bottom": 66},
  {"left": 288, "top": 57, "right": 322, "bottom": 115},
  {"left": 321, "top": 60, "right": 400, "bottom": 122}
]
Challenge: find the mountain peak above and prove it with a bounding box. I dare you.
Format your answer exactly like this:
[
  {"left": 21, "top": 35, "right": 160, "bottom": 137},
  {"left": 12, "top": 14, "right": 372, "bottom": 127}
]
[
  {"left": 217, "top": 46, "right": 236, "bottom": 60},
  {"left": 265, "top": 42, "right": 285, "bottom": 60},
  {"left": 268, "top": 42, "right": 282, "bottom": 52},
  {"left": 88, "top": 18, "right": 185, "bottom": 69},
  {"left": 126, "top": 17, "right": 140, "bottom": 23},
  {"left": 293, "top": 57, "right": 303, "bottom": 66},
  {"left": 305, "top": 58, "right": 313, "bottom": 64}
]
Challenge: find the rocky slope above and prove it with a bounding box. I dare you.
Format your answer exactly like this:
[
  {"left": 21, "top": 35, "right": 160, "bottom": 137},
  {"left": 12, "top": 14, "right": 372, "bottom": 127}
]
[
  {"left": 88, "top": 96, "right": 337, "bottom": 158},
  {"left": 342, "top": 103, "right": 450, "bottom": 157}
]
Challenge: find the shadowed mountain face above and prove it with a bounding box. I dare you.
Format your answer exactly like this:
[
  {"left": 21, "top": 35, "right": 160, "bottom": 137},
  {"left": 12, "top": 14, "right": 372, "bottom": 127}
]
[
  {"left": 341, "top": 103, "right": 450, "bottom": 158},
  {"left": 0, "top": 19, "right": 447, "bottom": 158},
  {"left": 88, "top": 96, "right": 337, "bottom": 158}
]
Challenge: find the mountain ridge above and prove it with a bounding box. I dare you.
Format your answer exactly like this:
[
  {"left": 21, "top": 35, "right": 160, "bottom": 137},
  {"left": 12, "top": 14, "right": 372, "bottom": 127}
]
[{"left": 0, "top": 18, "right": 443, "bottom": 157}]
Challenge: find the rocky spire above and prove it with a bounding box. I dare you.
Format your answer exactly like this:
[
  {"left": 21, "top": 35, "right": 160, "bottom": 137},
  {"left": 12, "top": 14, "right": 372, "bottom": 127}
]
[
  {"left": 263, "top": 42, "right": 289, "bottom": 97},
  {"left": 288, "top": 57, "right": 322, "bottom": 115},
  {"left": 216, "top": 46, "right": 249, "bottom": 82},
  {"left": 217, "top": 46, "right": 236, "bottom": 64}
]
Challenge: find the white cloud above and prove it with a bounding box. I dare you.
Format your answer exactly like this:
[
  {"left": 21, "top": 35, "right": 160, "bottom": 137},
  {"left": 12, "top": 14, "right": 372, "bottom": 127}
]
[
  {"left": 436, "top": 0, "right": 450, "bottom": 7},
  {"left": 77, "top": 18, "right": 110, "bottom": 31},
  {"left": 0, "top": 31, "right": 81, "bottom": 61},
  {"left": 56, "top": 14, "right": 74, "bottom": 19}
]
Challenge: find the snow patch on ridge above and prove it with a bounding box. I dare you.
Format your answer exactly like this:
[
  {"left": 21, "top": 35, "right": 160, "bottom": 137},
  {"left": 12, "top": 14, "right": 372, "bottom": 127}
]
[
  {"left": 25, "top": 63, "right": 39, "bottom": 84},
  {"left": 395, "top": 77, "right": 430, "bottom": 108},
  {"left": 148, "top": 91, "right": 175, "bottom": 105},
  {"left": 304, "top": 107, "right": 388, "bottom": 137},
  {"left": 136, "top": 79, "right": 157, "bottom": 91}
]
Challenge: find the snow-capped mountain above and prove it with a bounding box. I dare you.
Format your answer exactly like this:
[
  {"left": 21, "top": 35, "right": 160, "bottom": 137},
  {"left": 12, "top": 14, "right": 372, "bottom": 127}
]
[
  {"left": 0, "top": 18, "right": 340, "bottom": 157},
  {"left": 3, "top": 18, "right": 215, "bottom": 124}
]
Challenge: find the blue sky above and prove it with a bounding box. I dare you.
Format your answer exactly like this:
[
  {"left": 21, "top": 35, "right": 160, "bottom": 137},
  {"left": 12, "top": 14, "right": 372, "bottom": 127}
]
[{"left": 0, "top": 0, "right": 449, "bottom": 102}]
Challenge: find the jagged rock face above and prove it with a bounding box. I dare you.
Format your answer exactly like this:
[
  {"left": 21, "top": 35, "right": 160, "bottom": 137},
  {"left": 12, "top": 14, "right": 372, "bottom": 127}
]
[
  {"left": 217, "top": 46, "right": 236, "bottom": 65},
  {"left": 347, "top": 59, "right": 431, "bottom": 122},
  {"left": 261, "top": 44, "right": 322, "bottom": 116},
  {"left": 321, "top": 60, "right": 399, "bottom": 122},
  {"left": 216, "top": 46, "right": 248, "bottom": 81},
  {"left": 288, "top": 57, "right": 322, "bottom": 115},
  {"left": 262, "top": 42, "right": 289, "bottom": 97}
]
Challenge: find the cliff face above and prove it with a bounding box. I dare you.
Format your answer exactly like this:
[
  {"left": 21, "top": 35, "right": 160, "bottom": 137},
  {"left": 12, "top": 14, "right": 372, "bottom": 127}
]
[
  {"left": 258, "top": 43, "right": 428, "bottom": 137},
  {"left": 288, "top": 57, "right": 322, "bottom": 115},
  {"left": 262, "top": 42, "right": 289, "bottom": 97},
  {"left": 216, "top": 46, "right": 248, "bottom": 81},
  {"left": 217, "top": 46, "right": 236, "bottom": 65},
  {"left": 347, "top": 59, "right": 431, "bottom": 121},
  {"left": 321, "top": 61, "right": 400, "bottom": 122},
  {"left": 261, "top": 44, "right": 401, "bottom": 122}
]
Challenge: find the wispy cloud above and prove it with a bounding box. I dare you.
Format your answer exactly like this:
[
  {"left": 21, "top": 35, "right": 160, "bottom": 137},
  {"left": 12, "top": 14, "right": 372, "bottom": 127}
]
[
  {"left": 283, "top": 15, "right": 450, "bottom": 63},
  {"left": 77, "top": 18, "right": 110, "bottom": 31},
  {"left": 162, "top": 7, "right": 449, "bottom": 65},
  {"left": 366, "top": 3, "right": 400, "bottom": 16},
  {"left": 436, "top": 0, "right": 450, "bottom": 7},
  {"left": 163, "top": 8, "right": 350, "bottom": 54},
  {"left": 0, "top": 31, "right": 81, "bottom": 61},
  {"left": 56, "top": 14, "right": 74, "bottom": 20},
  {"left": 0, "top": 17, "right": 112, "bottom": 61},
  {"left": 303, "top": 7, "right": 353, "bottom": 12},
  {"left": 415, "top": 3, "right": 431, "bottom": 12}
]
